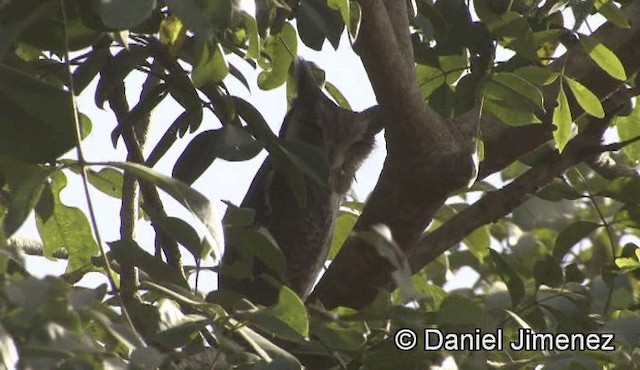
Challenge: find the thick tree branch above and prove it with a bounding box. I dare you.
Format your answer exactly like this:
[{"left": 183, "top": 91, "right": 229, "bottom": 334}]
[
  {"left": 410, "top": 92, "right": 629, "bottom": 271},
  {"left": 311, "top": 1, "right": 474, "bottom": 308}
]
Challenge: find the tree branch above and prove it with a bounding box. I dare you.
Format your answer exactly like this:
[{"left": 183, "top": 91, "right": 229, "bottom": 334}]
[{"left": 410, "top": 95, "right": 626, "bottom": 271}]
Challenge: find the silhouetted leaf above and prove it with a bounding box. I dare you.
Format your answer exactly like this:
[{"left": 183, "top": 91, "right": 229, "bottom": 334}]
[
  {"left": 173, "top": 126, "right": 262, "bottom": 184},
  {"left": 490, "top": 249, "right": 524, "bottom": 307},
  {"left": 553, "top": 221, "right": 600, "bottom": 259},
  {"left": 95, "top": 46, "right": 150, "bottom": 108},
  {"left": 0, "top": 65, "right": 91, "bottom": 163},
  {"left": 534, "top": 254, "right": 564, "bottom": 287},
  {"left": 109, "top": 239, "right": 188, "bottom": 287},
  {"left": 297, "top": 0, "right": 343, "bottom": 50},
  {"left": 0, "top": 156, "right": 49, "bottom": 237}
]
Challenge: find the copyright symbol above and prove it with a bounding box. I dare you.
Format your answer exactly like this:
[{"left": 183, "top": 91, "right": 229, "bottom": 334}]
[{"left": 394, "top": 328, "right": 417, "bottom": 351}]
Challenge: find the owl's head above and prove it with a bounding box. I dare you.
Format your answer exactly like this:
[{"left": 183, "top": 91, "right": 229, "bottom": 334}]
[{"left": 280, "top": 59, "right": 383, "bottom": 195}]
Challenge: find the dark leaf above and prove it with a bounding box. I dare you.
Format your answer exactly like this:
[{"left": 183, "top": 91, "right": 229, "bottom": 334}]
[
  {"left": 0, "top": 157, "right": 49, "bottom": 237},
  {"left": 72, "top": 46, "right": 110, "bottom": 95},
  {"left": 297, "top": 0, "right": 344, "bottom": 50},
  {"left": 533, "top": 254, "right": 564, "bottom": 287},
  {"left": 109, "top": 239, "right": 189, "bottom": 288},
  {"left": 490, "top": 249, "right": 525, "bottom": 307},
  {"left": 94, "top": 46, "right": 150, "bottom": 108},
  {"left": 0, "top": 65, "right": 92, "bottom": 163},
  {"left": 553, "top": 221, "right": 600, "bottom": 260},
  {"left": 98, "top": 0, "right": 156, "bottom": 29},
  {"left": 173, "top": 126, "right": 263, "bottom": 184}
]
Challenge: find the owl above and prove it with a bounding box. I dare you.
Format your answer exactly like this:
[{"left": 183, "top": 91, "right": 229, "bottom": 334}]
[{"left": 219, "top": 59, "right": 382, "bottom": 305}]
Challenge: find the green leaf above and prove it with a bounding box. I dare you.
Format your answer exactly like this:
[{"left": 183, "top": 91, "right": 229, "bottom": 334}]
[
  {"left": 552, "top": 85, "right": 572, "bottom": 152},
  {"left": 222, "top": 203, "right": 255, "bottom": 227},
  {"left": 614, "top": 103, "right": 640, "bottom": 161},
  {"left": 151, "top": 300, "right": 209, "bottom": 348},
  {"left": 100, "top": 161, "right": 223, "bottom": 260},
  {"left": 35, "top": 170, "right": 99, "bottom": 273},
  {"left": 564, "top": 76, "right": 604, "bottom": 118},
  {"left": 222, "top": 227, "right": 286, "bottom": 280},
  {"left": 594, "top": 0, "right": 630, "bottom": 29},
  {"left": 242, "top": 12, "right": 260, "bottom": 59},
  {"left": 514, "top": 66, "right": 559, "bottom": 86},
  {"left": 258, "top": 23, "right": 297, "bottom": 90},
  {"left": 485, "top": 73, "right": 545, "bottom": 111},
  {"left": 553, "top": 221, "right": 600, "bottom": 259},
  {"left": 154, "top": 216, "right": 206, "bottom": 260},
  {"left": 483, "top": 99, "right": 541, "bottom": 126},
  {"left": 327, "top": 0, "right": 349, "bottom": 25},
  {"left": 0, "top": 65, "right": 91, "bottom": 163},
  {"left": 232, "top": 96, "right": 279, "bottom": 145},
  {"left": 192, "top": 42, "right": 229, "bottom": 87},
  {"left": 436, "top": 295, "right": 483, "bottom": 326},
  {"left": 533, "top": 254, "right": 564, "bottom": 287},
  {"left": 463, "top": 225, "right": 490, "bottom": 262},
  {"left": 579, "top": 36, "right": 626, "bottom": 81},
  {"left": 234, "top": 324, "right": 303, "bottom": 369},
  {"left": 310, "top": 307, "right": 367, "bottom": 351},
  {"left": 490, "top": 249, "right": 524, "bottom": 307},
  {"left": 259, "top": 277, "right": 309, "bottom": 340},
  {"left": 14, "top": 1, "right": 100, "bottom": 53},
  {"left": 416, "top": 64, "right": 445, "bottom": 99},
  {"left": 87, "top": 168, "right": 124, "bottom": 199},
  {"left": 324, "top": 81, "right": 351, "bottom": 109},
  {"left": 328, "top": 211, "right": 358, "bottom": 260},
  {"left": 109, "top": 239, "right": 188, "bottom": 288},
  {"left": 599, "top": 177, "right": 640, "bottom": 204},
  {"left": 536, "top": 178, "right": 582, "bottom": 201},
  {"left": 347, "top": 1, "right": 361, "bottom": 41},
  {"left": 0, "top": 156, "right": 49, "bottom": 237},
  {"left": 98, "top": 0, "right": 155, "bottom": 29}
]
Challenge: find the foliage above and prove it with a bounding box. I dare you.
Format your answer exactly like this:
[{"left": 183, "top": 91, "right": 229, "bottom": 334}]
[{"left": 1, "top": 0, "right": 640, "bottom": 369}]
